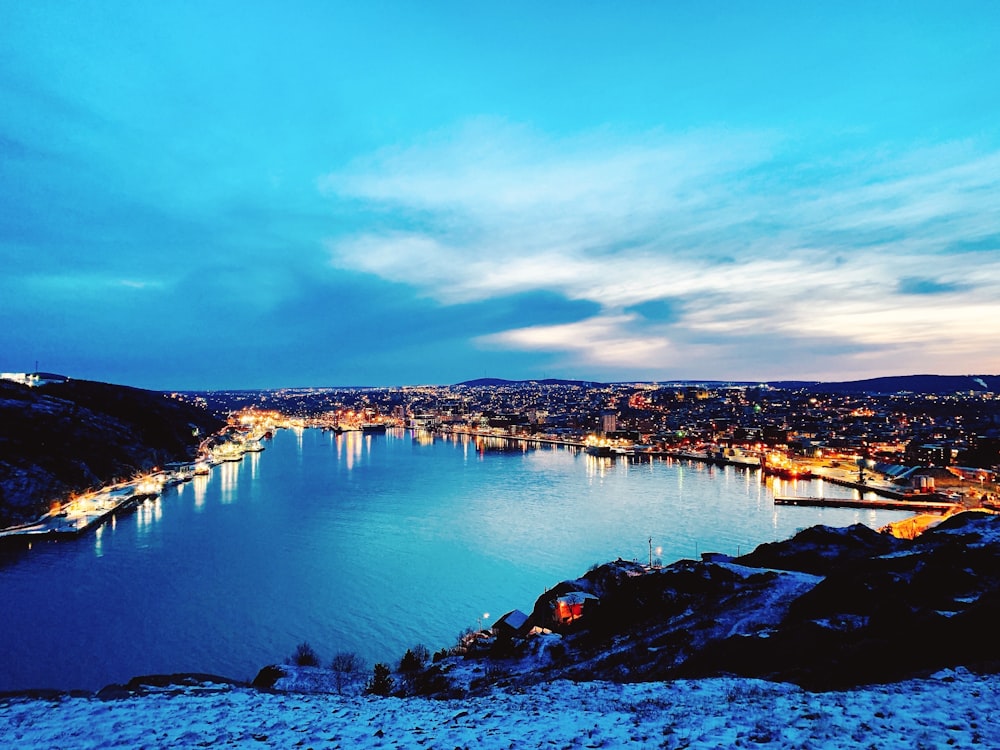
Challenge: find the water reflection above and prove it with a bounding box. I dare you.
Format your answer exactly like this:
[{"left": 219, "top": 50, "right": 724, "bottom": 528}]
[
  {"left": 192, "top": 475, "right": 208, "bottom": 511},
  {"left": 472, "top": 435, "right": 532, "bottom": 455},
  {"left": 585, "top": 454, "right": 614, "bottom": 480},
  {"left": 219, "top": 461, "right": 240, "bottom": 503},
  {"left": 135, "top": 496, "right": 162, "bottom": 533}
]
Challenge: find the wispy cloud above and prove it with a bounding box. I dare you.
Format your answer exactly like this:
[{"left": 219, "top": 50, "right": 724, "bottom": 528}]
[
  {"left": 897, "top": 277, "right": 970, "bottom": 296},
  {"left": 20, "top": 273, "right": 167, "bottom": 296},
  {"left": 478, "top": 315, "right": 674, "bottom": 371},
  {"left": 321, "top": 121, "right": 1000, "bottom": 377}
]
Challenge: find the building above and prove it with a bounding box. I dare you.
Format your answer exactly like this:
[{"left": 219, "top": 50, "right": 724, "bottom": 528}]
[{"left": 0, "top": 372, "right": 69, "bottom": 387}]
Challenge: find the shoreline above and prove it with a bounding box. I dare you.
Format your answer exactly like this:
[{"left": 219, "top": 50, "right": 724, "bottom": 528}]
[
  {"left": 0, "top": 488, "right": 159, "bottom": 549},
  {"left": 0, "top": 434, "right": 267, "bottom": 549},
  {"left": 0, "top": 426, "right": 968, "bottom": 695},
  {"left": 3, "top": 425, "right": 963, "bottom": 547},
  {"left": 439, "top": 426, "right": 949, "bottom": 505}
]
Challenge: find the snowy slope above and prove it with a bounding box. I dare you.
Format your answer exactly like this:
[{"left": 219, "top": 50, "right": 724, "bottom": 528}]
[{"left": 2, "top": 669, "right": 998, "bottom": 749}]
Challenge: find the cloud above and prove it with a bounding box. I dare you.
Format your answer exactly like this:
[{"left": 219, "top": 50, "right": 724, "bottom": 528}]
[
  {"left": 897, "top": 276, "right": 969, "bottom": 296},
  {"left": 17, "top": 273, "right": 167, "bottom": 297},
  {"left": 626, "top": 298, "right": 682, "bottom": 324},
  {"left": 321, "top": 121, "right": 1000, "bottom": 377},
  {"left": 478, "top": 314, "right": 673, "bottom": 370}
]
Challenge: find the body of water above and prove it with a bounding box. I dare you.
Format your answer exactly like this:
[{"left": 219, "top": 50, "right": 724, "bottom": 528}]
[{"left": 0, "top": 428, "right": 915, "bottom": 691}]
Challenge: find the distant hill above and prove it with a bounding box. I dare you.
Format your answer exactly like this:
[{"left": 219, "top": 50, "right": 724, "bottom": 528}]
[
  {"left": 0, "top": 378, "right": 224, "bottom": 526},
  {"left": 456, "top": 378, "right": 608, "bottom": 388},
  {"left": 805, "top": 374, "right": 1000, "bottom": 395},
  {"left": 765, "top": 380, "right": 822, "bottom": 390},
  {"left": 455, "top": 375, "right": 999, "bottom": 394}
]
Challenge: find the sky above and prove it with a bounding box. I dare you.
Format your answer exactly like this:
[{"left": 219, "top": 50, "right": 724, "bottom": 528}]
[{"left": 2, "top": 1, "right": 999, "bottom": 389}]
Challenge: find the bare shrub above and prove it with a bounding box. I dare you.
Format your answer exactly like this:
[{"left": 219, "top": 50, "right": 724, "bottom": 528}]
[
  {"left": 290, "top": 641, "right": 320, "bottom": 667},
  {"left": 329, "top": 651, "right": 366, "bottom": 694}
]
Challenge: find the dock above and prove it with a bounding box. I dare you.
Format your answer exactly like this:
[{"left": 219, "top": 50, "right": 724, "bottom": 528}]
[
  {"left": 774, "top": 495, "right": 959, "bottom": 513},
  {"left": 0, "top": 488, "right": 158, "bottom": 548}
]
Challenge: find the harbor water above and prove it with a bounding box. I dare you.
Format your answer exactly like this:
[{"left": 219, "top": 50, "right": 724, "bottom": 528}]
[{"left": 0, "top": 428, "right": 915, "bottom": 692}]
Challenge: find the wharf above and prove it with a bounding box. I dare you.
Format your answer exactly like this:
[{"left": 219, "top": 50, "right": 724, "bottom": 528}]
[
  {"left": 774, "top": 495, "right": 959, "bottom": 513},
  {"left": 807, "top": 470, "right": 908, "bottom": 499},
  {"left": 665, "top": 451, "right": 911, "bottom": 501},
  {"left": 0, "top": 488, "right": 157, "bottom": 548},
  {"left": 661, "top": 450, "right": 760, "bottom": 469},
  {"left": 446, "top": 428, "right": 584, "bottom": 450}
]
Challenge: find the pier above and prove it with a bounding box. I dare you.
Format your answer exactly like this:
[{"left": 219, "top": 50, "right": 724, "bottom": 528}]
[
  {"left": 774, "top": 495, "right": 959, "bottom": 513},
  {"left": 0, "top": 429, "right": 271, "bottom": 550},
  {"left": 0, "top": 488, "right": 158, "bottom": 548}
]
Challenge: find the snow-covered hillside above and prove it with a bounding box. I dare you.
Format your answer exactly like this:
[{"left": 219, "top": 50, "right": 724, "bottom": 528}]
[{"left": 2, "top": 669, "right": 998, "bottom": 749}]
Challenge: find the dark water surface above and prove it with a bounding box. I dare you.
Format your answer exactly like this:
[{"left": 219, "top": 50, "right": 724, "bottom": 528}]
[{"left": 0, "top": 428, "right": 913, "bottom": 691}]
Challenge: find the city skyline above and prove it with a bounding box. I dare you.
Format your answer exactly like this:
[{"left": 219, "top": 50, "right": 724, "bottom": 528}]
[{"left": 3, "top": 2, "right": 1000, "bottom": 390}]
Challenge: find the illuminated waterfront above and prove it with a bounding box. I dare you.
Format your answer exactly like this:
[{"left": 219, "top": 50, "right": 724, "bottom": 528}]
[{"left": 0, "top": 428, "right": 915, "bottom": 692}]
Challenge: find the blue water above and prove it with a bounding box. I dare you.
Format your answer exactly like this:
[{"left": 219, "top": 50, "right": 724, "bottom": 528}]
[{"left": 0, "top": 428, "right": 914, "bottom": 692}]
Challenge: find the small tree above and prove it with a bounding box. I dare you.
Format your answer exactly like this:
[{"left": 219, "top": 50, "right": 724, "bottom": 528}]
[
  {"left": 455, "top": 626, "right": 476, "bottom": 652},
  {"left": 398, "top": 644, "right": 430, "bottom": 672},
  {"left": 290, "top": 641, "right": 320, "bottom": 667},
  {"left": 366, "top": 662, "right": 394, "bottom": 696},
  {"left": 329, "top": 651, "right": 366, "bottom": 694}
]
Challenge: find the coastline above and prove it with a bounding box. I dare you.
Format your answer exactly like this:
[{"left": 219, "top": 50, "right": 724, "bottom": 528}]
[
  {"left": 3, "top": 423, "right": 961, "bottom": 548},
  {"left": 0, "top": 426, "right": 969, "bottom": 695},
  {"left": 439, "top": 426, "right": 952, "bottom": 506},
  {"left": 0, "top": 434, "right": 266, "bottom": 549},
  {"left": 4, "top": 668, "right": 999, "bottom": 749}
]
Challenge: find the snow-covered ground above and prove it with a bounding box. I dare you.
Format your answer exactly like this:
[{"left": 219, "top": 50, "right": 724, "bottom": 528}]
[{"left": 2, "top": 668, "right": 998, "bottom": 749}]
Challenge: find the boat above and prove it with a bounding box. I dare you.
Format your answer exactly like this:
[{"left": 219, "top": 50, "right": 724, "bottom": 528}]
[
  {"left": 361, "top": 423, "right": 388, "bottom": 434},
  {"left": 761, "top": 453, "right": 812, "bottom": 480},
  {"left": 762, "top": 465, "right": 812, "bottom": 480},
  {"left": 585, "top": 444, "right": 613, "bottom": 457},
  {"left": 718, "top": 447, "right": 761, "bottom": 469}
]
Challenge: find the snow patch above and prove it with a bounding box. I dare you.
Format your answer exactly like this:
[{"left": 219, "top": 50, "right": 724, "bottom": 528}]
[{"left": 3, "top": 671, "right": 1000, "bottom": 749}]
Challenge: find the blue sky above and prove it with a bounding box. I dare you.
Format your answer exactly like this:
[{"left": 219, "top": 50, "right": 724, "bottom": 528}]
[{"left": 2, "top": 1, "right": 999, "bottom": 389}]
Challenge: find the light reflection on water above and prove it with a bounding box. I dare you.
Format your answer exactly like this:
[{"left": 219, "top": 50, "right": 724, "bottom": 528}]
[
  {"left": 0, "top": 428, "right": 917, "bottom": 693},
  {"left": 192, "top": 474, "right": 208, "bottom": 510},
  {"left": 219, "top": 461, "right": 240, "bottom": 503}
]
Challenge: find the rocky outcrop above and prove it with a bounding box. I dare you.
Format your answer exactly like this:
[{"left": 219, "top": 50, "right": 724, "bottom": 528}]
[
  {"left": 733, "top": 522, "right": 905, "bottom": 576},
  {"left": 467, "top": 511, "right": 1000, "bottom": 692},
  {"left": 0, "top": 379, "right": 223, "bottom": 525}
]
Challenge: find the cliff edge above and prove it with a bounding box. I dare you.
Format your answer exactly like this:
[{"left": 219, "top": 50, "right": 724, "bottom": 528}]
[{"left": 0, "top": 378, "right": 224, "bottom": 526}]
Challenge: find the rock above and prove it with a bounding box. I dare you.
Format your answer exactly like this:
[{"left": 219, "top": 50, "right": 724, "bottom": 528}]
[
  {"left": 734, "top": 523, "right": 904, "bottom": 576},
  {"left": 252, "top": 665, "right": 286, "bottom": 690},
  {"left": 96, "top": 683, "right": 132, "bottom": 701}
]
